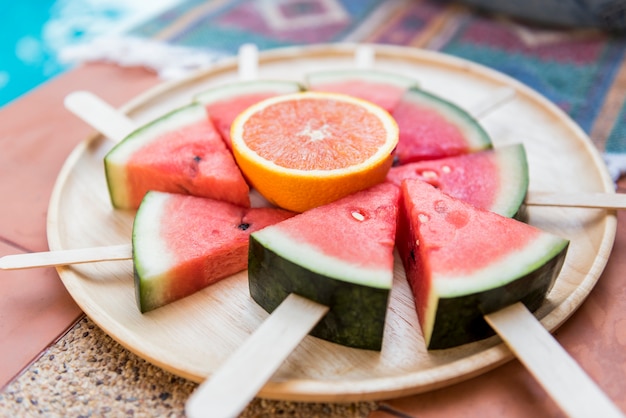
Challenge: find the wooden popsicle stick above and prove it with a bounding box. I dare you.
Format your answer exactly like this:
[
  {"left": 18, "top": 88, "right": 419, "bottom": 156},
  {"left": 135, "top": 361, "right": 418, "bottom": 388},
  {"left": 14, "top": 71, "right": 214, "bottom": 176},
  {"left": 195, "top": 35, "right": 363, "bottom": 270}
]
[
  {"left": 0, "top": 244, "right": 132, "bottom": 270},
  {"left": 485, "top": 303, "right": 623, "bottom": 418},
  {"left": 19, "top": 87, "right": 613, "bottom": 274},
  {"left": 469, "top": 86, "right": 517, "bottom": 119},
  {"left": 63, "top": 90, "right": 624, "bottom": 211},
  {"left": 526, "top": 191, "right": 626, "bottom": 209},
  {"left": 185, "top": 293, "right": 329, "bottom": 418},
  {"left": 64, "top": 91, "right": 137, "bottom": 143},
  {"left": 237, "top": 43, "right": 259, "bottom": 81},
  {"left": 354, "top": 44, "right": 375, "bottom": 69},
  {"left": 2, "top": 190, "right": 625, "bottom": 271}
]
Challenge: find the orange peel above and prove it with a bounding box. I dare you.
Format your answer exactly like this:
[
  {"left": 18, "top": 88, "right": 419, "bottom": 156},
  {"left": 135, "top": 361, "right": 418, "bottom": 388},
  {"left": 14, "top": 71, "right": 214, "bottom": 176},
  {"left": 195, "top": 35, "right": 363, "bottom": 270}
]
[{"left": 231, "top": 91, "right": 399, "bottom": 212}]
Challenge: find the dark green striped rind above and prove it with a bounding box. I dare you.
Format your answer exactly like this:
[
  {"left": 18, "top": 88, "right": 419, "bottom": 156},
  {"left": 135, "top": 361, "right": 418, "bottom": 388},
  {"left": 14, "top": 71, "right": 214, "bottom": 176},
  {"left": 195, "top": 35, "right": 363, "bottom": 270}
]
[
  {"left": 248, "top": 235, "right": 390, "bottom": 351},
  {"left": 428, "top": 241, "right": 569, "bottom": 350},
  {"left": 393, "top": 87, "right": 493, "bottom": 165},
  {"left": 104, "top": 104, "right": 207, "bottom": 208}
]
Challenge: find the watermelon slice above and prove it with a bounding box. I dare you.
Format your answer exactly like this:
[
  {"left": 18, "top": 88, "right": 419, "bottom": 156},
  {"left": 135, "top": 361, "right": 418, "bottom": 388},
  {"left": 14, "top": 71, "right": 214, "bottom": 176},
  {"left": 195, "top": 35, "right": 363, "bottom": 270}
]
[
  {"left": 194, "top": 80, "right": 304, "bottom": 151},
  {"left": 133, "top": 191, "right": 294, "bottom": 312},
  {"left": 305, "top": 69, "right": 419, "bottom": 112},
  {"left": 104, "top": 103, "right": 250, "bottom": 210},
  {"left": 387, "top": 144, "right": 528, "bottom": 219},
  {"left": 248, "top": 183, "right": 400, "bottom": 350},
  {"left": 397, "top": 179, "right": 569, "bottom": 349},
  {"left": 392, "top": 87, "right": 492, "bottom": 165}
]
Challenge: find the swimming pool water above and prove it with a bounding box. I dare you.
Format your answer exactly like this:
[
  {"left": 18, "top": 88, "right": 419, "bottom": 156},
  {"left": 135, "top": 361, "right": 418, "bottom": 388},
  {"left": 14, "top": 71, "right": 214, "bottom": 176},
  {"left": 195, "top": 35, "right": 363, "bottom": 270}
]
[{"left": 0, "top": 0, "right": 179, "bottom": 108}]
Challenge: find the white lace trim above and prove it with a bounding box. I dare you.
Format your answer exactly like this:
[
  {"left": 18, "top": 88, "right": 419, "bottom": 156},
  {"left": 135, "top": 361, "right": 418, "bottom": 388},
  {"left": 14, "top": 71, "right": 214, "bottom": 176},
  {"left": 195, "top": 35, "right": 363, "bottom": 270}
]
[{"left": 59, "top": 35, "right": 226, "bottom": 80}]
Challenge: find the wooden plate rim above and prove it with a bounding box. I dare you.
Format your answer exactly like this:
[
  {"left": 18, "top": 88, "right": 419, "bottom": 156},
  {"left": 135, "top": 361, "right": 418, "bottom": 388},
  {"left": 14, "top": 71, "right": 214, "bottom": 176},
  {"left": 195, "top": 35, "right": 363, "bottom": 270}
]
[{"left": 46, "top": 43, "right": 617, "bottom": 401}]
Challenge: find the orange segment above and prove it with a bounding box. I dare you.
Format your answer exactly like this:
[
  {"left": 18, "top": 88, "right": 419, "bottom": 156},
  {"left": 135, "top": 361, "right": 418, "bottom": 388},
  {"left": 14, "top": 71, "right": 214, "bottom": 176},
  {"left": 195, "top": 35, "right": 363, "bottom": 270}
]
[{"left": 231, "top": 92, "right": 399, "bottom": 212}]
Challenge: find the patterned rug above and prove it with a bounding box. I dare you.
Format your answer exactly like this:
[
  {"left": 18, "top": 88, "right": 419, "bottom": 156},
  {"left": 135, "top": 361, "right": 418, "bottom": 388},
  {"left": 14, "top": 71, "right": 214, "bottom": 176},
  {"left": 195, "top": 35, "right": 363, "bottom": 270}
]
[{"left": 66, "top": 0, "right": 626, "bottom": 175}]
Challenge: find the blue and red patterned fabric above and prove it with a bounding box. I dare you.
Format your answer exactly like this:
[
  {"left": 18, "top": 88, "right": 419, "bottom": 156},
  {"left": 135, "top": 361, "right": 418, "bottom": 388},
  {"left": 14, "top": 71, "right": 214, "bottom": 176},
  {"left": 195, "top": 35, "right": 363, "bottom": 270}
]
[{"left": 128, "top": 0, "right": 626, "bottom": 154}]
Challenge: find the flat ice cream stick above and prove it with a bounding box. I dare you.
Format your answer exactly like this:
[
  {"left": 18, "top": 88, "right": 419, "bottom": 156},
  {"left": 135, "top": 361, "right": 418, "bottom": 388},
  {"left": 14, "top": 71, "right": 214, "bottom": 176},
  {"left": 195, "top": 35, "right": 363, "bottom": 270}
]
[
  {"left": 526, "top": 191, "right": 626, "bottom": 209},
  {"left": 63, "top": 91, "right": 625, "bottom": 212},
  {"left": 7, "top": 87, "right": 626, "bottom": 273},
  {"left": 64, "top": 91, "right": 137, "bottom": 143},
  {"left": 64, "top": 44, "right": 260, "bottom": 144},
  {"left": 185, "top": 293, "right": 329, "bottom": 418},
  {"left": 469, "top": 86, "right": 517, "bottom": 119},
  {"left": 237, "top": 43, "right": 259, "bottom": 81},
  {"left": 354, "top": 44, "right": 375, "bottom": 69},
  {"left": 2, "top": 191, "right": 625, "bottom": 270},
  {"left": 485, "top": 303, "right": 623, "bottom": 418},
  {"left": 0, "top": 244, "right": 132, "bottom": 270}
]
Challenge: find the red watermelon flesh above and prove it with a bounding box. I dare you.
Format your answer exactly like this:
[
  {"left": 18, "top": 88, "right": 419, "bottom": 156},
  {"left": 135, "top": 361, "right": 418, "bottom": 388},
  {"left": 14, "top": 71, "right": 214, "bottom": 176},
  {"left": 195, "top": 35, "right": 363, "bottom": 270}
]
[
  {"left": 264, "top": 183, "right": 398, "bottom": 271},
  {"left": 308, "top": 80, "right": 407, "bottom": 113},
  {"left": 386, "top": 144, "right": 528, "bottom": 218},
  {"left": 194, "top": 80, "right": 304, "bottom": 151},
  {"left": 392, "top": 87, "right": 492, "bottom": 165},
  {"left": 397, "top": 179, "right": 568, "bottom": 349},
  {"left": 104, "top": 104, "right": 250, "bottom": 210},
  {"left": 248, "top": 182, "right": 400, "bottom": 350},
  {"left": 305, "top": 69, "right": 419, "bottom": 113},
  {"left": 133, "top": 191, "right": 294, "bottom": 312}
]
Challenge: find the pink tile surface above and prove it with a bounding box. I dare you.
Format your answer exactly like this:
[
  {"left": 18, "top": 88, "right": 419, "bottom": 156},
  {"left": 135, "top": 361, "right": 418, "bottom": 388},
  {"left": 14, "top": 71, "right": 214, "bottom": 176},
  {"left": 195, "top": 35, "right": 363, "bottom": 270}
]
[
  {"left": 0, "top": 63, "right": 160, "bottom": 389},
  {"left": 0, "top": 63, "right": 160, "bottom": 252},
  {"left": 0, "top": 241, "right": 82, "bottom": 387}
]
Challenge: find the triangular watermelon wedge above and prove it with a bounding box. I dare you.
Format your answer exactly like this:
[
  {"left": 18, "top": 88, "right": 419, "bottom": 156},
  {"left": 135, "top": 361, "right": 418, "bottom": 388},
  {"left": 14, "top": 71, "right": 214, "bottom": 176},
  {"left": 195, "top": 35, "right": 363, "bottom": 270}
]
[
  {"left": 392, "top": 87, "right": 492, "bottom": 165},
  {"left": 194, "top": 80, "right": 304, "bottom": 151},
  {"left": 248, "top": 182, "right": 400, "bottom": 350},
  {"left": 397, "top": 179, "right": 569, "bottom": 349},
  {"left": 305, "top": 69, "right": 419, "bottom": 113},
  {"left": 387, "top": 144, "right": 528, "bottom": 219},
  {"left": 105, "top": 103, "right": 250, "bottom": 209},
  {"left": 133, "top": 191, "right": 294, "bottom": 312}
]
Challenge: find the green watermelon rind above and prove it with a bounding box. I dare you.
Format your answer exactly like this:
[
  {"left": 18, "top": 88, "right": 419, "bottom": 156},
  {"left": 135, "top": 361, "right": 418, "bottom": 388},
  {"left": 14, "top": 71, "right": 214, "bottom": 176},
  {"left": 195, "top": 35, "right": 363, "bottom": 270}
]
[
  {"left": 487, "top": 143, "right": 529, "bottom": 220},
  {"left": 104, "top": 103, "right": 208, "bottom": 208},
  {"left": 407, "top": 87, "right": 492, "bottom": 151},
  {"left": 132, "top": 191, "right": 176, "bottom": 313},
  {"left": 434, "top": 233, "right": 569, "bottom": 298},
  {"left": 193, "top": 79, "right": 305, "bottom": 104},
  {"left": 428, "top": 239, "right": 568, "bottom": 350},
  {"left": 248, "top": 235, "right": 390, "bottom": 351},
  {"left": 387, "top": 143, "right": 529, "bottom": 220},
  {"left": 397, "top": 179, "right": 570, "bottom": 350},
  {"left": 395, "top": 87, "right": 493, "bottom": 162},
  {"left": 132, "top": 192, "right": 173, "bottom": 277},
  {"left": 304, "top": 68, "right": 419, "bottom": 90},
  {"left": 251, "top": 227, "right": 393, "bottom": 289}
]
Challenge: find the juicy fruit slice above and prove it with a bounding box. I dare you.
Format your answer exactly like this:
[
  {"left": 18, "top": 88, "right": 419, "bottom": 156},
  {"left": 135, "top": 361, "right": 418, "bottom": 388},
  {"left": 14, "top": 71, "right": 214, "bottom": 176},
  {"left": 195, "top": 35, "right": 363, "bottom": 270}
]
[
  {"left": 397, "top": 179, "right": 568, "bottom": 349},
  {"left": 231, "top": 91, "right": 399, "bottom": 212},
  {"left": 105, "top": 104, "right": 250, "bottom": 209},
  {"left": 392, "top": 87, "right": 492, "bottom": 165},
  {"left": 194, "top": 80, "right": 304, "bottom": 151},
  {"left": 248, "top": 183, "right": 400, "bottom": 350},
  {"left": 133, "top": 191, "right": 294, "bottom": 312},
  {"left": 305, "top": 69, "right": 419, "bottom": 112},
  {"left": 387, "top": 144, "right": 528, "bottom": 219}
]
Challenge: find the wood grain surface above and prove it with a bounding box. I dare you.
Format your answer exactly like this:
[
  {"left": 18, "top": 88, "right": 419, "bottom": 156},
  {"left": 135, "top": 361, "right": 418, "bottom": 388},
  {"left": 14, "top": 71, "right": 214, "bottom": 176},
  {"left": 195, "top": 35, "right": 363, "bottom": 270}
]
[{"left": 46, "top": 44, "right": 617, "bottom": 402}]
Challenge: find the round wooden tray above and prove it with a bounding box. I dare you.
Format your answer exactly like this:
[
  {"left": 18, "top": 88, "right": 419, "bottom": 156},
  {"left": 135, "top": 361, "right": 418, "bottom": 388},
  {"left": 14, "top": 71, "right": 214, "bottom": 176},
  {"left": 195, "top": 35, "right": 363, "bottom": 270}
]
[{"left": 47, "top": 44, "right": 617, "bottom": 402}]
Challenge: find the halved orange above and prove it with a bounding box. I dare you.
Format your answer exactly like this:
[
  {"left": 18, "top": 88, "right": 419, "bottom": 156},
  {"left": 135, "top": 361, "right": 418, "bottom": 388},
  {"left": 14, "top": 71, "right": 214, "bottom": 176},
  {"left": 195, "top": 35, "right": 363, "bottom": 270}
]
[{"left": 231, "top": 91, "right": 399, "bottom": 212}]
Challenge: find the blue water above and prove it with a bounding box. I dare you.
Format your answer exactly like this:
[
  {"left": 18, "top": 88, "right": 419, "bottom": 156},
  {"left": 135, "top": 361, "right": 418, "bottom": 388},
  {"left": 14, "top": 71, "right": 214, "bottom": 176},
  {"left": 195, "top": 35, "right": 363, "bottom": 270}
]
[
  {"left": 0, "top": 0, "right": 179, "bottom": 108},
  {"left": 0, "top": 1, "right": 63, "bottom": 107}
]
